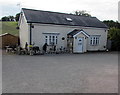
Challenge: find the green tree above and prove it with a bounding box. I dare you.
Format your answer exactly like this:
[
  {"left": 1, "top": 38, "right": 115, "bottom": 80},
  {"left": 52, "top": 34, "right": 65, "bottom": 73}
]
[
  {"left": 103, "top": 20, "right": 120, "bottom": 29},
  {"left": 73, "top": 10, "right": 91, "bottom": 17},
  {"left": 1, "top": 16, "right": 10, "bottom": 21},
  {"left": 15, "top": 13, "right": 20, "bottom": 21},
  {"left": 1, "top": 16, "right": 15, "bottom": 21},
  {"left": 108, "top": 28, "right": 120, "bottom": 50},
  {"left": 8, "top": 16, "right": 15, "bottom": 21},
  {"left": 103, "top": 20, "right": 120, "bottom": 50}
]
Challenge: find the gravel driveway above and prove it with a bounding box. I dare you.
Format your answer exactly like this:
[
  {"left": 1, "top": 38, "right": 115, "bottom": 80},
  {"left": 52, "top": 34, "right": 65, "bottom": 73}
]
[{"left": 2, "top": 52, "right": 118, "bottom": 93}]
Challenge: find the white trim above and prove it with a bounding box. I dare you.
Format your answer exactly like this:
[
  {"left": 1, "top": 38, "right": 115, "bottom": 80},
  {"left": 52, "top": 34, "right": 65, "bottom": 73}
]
[
  {"left": 42, "top": 32, "right": 60, "bottom": 35},
  {"left": 90, "top": 35, "right": 100, "bottom": 46},
  {"left": 29, "top": 23, "right": 108, "bottom": 30},
  {"left": 73, "top": 30, "right": 89, "bottom": 38},
  {"left": 0, "top": 33, "right": 9, "bottom": 37},
  {"left": 43, "top": 33, "right": 59, "bottom": 45},
  {"left": 18, "top": 12, "right": 22, "bottom": 26}
]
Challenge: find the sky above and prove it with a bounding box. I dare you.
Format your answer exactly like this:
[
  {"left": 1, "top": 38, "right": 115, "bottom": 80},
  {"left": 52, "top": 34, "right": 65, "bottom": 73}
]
[{"left": 0, "top": 0, "right": 119, "bottom": 21}]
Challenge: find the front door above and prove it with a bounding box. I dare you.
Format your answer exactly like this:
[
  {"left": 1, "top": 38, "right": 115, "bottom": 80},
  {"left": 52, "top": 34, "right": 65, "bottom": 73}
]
[{"left": 74, "top": 37, "right": 83, "bottom": 53}]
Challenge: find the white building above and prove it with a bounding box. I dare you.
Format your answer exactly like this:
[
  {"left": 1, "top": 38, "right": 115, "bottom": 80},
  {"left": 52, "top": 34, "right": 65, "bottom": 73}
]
[{"left": 19, "top": 8, "right": 108, "bottom": 53}]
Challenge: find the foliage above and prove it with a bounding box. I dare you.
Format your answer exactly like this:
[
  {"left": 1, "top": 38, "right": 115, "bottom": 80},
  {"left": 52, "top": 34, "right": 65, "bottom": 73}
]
[
  {"left": 1, "top": 16, "right": 15, "bottom": 21},
  {"left": 1, "top": 21, "right": 19, "bottom": 36},
  {"left": 15, "top": 13, "right": 20, "bottom": 21},
  {"left": 103, "top": 20, "right": 120, "bottom": 50},
  {"left": 108, "top": 28, "right": 120, "bottom": 50},
  {"left": 1, "top": 16, "right": 10, "bottom": 21},
  {"left": 8, "top": 16, "right": 15, "bottom": 21},
  {"left": 1, "top": 12, "right": 20, "bottom": 22},
  {"left": 72, "top": 10, "right": 91, "bottom": 17},
  {"left": 103, "top": 20, "right": 120, "bottom": 29}
]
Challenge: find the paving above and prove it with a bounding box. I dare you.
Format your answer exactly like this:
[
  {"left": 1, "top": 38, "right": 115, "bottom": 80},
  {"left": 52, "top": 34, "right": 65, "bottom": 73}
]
[{"left": 2, "top": 51, "right": 118, "bottom": 93}]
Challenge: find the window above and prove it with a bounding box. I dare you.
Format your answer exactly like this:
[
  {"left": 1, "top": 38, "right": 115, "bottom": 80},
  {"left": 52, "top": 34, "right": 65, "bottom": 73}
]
[
  {"left": 49, "top": 36, "right": 51, "bottom": 44},
  {"left": 44, "top": 34, "right": 58, "bottom": 45},
  {"left": 66, "top": 18, "right": 72, "bottom": 21},
  {"left": 45, "top": 36, "right": 48, "bottom": 43},
  {"left": 56, "top": 36, "right": 58, "bottom": 44},
  {"left": 52, "top": 36, "right": 55, "bottom": 44},
  {"left": 90, "top": 36, "right": 100, "bottom": 46}
]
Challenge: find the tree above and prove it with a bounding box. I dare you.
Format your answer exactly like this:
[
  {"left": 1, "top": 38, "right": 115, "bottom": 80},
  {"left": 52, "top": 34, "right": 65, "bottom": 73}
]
[
  {"left": 73, "top": 10, "right": 91, "bottom": 17},
  {"left": 103, "top": 20, "right": 120, "bottom": 29},
  {"left": 8, "top": 16, "right": 15, "bottom": 21},
  {"left": 108, "top": 28, "right": 120, "bottom": 50},
  {"left": 1, "top": 16, "right": 10, "bottom": 21},
  {"left": 103, "top": 20, "right": 120, "bottom": 51},
  {"left": 15, "top": 13, "right": 20, "bottom": 21},
  {"left": 1, "top": 16, "right": 15, "bottom": 21}
]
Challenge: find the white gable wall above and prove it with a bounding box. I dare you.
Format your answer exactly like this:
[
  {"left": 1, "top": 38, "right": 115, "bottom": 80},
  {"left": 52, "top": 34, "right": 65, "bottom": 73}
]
[
  {"left": 19, "top": 13, "right": 29, "bottom": 48},
  {"left": 29, "top": 23, "right": 107, "bottom": 51}
]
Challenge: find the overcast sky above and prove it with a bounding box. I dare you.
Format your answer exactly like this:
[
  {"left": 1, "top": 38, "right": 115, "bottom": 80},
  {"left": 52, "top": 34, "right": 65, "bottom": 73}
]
[{"left": 0, "top": 0, "right": 119, "bottom": 21}]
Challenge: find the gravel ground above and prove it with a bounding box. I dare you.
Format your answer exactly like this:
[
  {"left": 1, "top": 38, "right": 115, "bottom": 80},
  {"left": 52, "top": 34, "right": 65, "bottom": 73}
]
[{"left": 2, "top": 51, "right": 118, "bottom": 93}]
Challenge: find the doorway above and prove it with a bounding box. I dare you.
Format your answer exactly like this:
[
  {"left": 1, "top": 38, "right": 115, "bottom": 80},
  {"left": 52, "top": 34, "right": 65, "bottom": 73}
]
[{"left": 74, "top": 37, "right": 83, "bottom": 53}]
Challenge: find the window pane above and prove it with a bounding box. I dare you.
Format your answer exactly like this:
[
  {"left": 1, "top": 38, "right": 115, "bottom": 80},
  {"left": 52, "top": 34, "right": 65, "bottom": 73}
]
[
  {"left": 55, "top": 36, "right": 58, "bottom": 44},
  {"left": 90, "top": 36, "right": 100, "bottom": 46},
  {"left": 90, "top": 40, "right": 92, "bottom": 45},
  {"left": 49, "top": 36, "right": 51, "bottom": 44},
  {"left": 56, "top": 39, "right": 57, "bottom": 44},
  {"left": 93, "top": 37, "right": 95, "bottom": 45},
  {"left": 45, "top": 36, "right": 48, "bottom": 44},
  {"left": 44, "top": 35, "right": 58, "bottom": 45},
  {"left": 45, "top": 39, "right": 47, "bottom": 43},
  {"left": 53, "top": 36, "right": 55, "bottom": 41},
  {"left": 97, "top": 38, "right": 99, "bottom": 45}
]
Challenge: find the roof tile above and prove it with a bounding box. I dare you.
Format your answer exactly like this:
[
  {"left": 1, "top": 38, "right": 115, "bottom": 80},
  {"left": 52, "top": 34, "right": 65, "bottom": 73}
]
[{"left": 22, "top": 8, "right": 108, "bottom": 28}]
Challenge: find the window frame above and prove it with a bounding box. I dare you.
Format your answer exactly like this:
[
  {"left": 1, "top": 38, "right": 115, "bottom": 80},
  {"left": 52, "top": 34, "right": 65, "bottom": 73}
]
[
  {"left": 90, "top": 35, "right": 100, "bottom": 46},
  {"left": 43, "top": 33, "right": 59, "bottom": 45}
]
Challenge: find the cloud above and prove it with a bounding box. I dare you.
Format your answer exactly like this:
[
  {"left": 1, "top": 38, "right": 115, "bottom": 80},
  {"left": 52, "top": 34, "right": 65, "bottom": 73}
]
[
  {"left": 0, "top": 0, "right": 119, "bottom": 21},
  {"left": 0, "top": 4, "right": 20, "bottom": 17},
  {"left": 0, "top": 0, "right": 21, "bottom": 17}
]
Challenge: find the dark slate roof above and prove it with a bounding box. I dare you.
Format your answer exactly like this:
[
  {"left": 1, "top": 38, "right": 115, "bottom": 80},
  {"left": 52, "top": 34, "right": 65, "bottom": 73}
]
[
  {"left": 22, "top": 8, "right": 108, "bottom": 28},
  {"left": 68, "top": 29, "right": 81, "bottom": 36}
]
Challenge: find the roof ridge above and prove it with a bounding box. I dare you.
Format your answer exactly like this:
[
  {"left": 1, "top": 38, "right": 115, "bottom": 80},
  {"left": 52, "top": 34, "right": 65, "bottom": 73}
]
[
  {"left": 0, "top": 33, "right": 18, "bottom": 37},
  {"left": 22, "top": 8, "right": 108, "bottom": 28},
  {"left": 22, "top": 8, "right": 95, "bottom": 18}
]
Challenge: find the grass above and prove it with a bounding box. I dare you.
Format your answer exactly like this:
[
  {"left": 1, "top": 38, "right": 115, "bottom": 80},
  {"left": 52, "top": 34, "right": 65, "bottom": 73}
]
[{"left": 1, "top": 21, "right": 19, "bottom": 36}]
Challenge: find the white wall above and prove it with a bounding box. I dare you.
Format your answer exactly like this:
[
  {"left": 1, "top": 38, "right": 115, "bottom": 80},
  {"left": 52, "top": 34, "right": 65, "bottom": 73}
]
[
  {"left": 30, "top": 23, "right": 107, "bottom": 51},
  {"left": 31, "top": 24, "right": 73, "bottom": 50},
  {"left": 19, "top": 13, "right": 29, "bottom": 48},
  {"left": 84, "top": 28, "right": 108, "bottom": 51}
]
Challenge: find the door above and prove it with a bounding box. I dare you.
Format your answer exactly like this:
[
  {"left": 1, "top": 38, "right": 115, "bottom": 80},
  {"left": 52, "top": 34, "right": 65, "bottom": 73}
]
[{"left": 74, "top": 37, "right": 83, "bottom": 53}]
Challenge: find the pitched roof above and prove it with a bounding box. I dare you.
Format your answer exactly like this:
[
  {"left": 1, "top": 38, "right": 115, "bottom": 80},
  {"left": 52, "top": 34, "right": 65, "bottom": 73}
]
[
  {"left": 67, "top": 29, "right": 89, "bottom": 37},
  {"left": 22, "top": 8, "right": 108, "bottom": 28},
  {"left": 0, "top": 33, "right": 17, "bottom": 37}
]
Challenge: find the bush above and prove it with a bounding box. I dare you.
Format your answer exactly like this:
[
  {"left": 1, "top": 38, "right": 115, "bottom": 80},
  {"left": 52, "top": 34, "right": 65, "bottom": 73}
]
[{"left": 108, "top": 28, "right": 120, "bottom": 51}]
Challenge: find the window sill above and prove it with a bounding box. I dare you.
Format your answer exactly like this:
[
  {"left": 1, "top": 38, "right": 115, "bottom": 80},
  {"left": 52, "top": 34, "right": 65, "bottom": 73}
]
[{"left": 90, "top": 45, "right": 99, "bottom": 46}]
